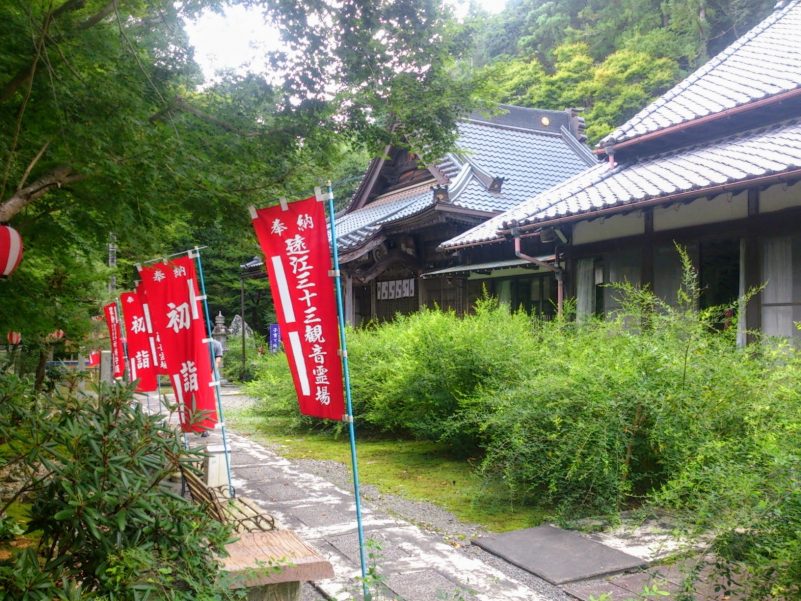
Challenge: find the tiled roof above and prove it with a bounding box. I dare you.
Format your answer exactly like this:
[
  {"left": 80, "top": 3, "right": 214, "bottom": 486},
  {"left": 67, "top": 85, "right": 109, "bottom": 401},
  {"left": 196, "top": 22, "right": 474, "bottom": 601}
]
[
  {"left": 336, "top": 106, "right": 596, "bottom": 253},
  {"left": 600, "top": 0, "right": 801, "bottom": 148},
  {"left": 442, "top": 119, "right": 801, "bottom": 248},
  {"left": 336, "top": 185, "right": 434, "bottom": 251},
  {"left": 452, "top": 121, "right": 595, "bottom": 213},
  {"left": 440, "top": 164, "right": 610, "bottom": 249}
]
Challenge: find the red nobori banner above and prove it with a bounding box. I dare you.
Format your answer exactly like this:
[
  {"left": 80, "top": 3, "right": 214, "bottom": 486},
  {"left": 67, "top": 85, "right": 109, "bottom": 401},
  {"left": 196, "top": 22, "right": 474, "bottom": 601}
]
[
  {"left": 120, "top": 291, "right": 158, "bottom": 392},
  {"left": 136, "top": 282, "right": 169, "bottom": 375},
  {"left": 252, "top": 196, "right": 345, "bottom": 420},
  {"left": 103, "top": 302, "right": 125, "bottom": 379},
  {"left": 138, "top": 257, "right": 216, "bottom": 432}
]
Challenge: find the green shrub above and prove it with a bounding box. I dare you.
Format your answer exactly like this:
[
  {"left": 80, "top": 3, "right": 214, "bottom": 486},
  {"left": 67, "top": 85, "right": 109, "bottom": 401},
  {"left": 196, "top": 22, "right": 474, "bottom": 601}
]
[
  {"left": 221, "top": 332, "right": 267, "bottom": 383},
  {"left": 0, "top": 376, "right": 239, "bottom": 600},
  {"left": 245, "top": 256, "right": 801, "bottom": 597}
]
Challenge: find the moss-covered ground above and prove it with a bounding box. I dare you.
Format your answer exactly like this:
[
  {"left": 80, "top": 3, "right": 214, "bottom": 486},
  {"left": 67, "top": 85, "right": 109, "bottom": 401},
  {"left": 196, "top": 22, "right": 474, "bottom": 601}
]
[{"left": 226, "top": 409, "right": 548, "bottom": 533}]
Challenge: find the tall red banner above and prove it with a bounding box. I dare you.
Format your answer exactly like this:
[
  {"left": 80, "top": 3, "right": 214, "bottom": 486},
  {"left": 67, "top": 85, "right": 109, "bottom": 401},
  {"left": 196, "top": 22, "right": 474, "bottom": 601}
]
[
  {"left": 252, "top": 196, "right": 345, "bottom": 420},
  {"left": 138, "top": 257, "right": 216, "bottom": 432},
  {"left": 120, "top": 291, "right": 158, "bottom": 392},
  {"left": 103, "top": 302, "right": 125, "bottom": 379},
  {"left": 136, "top": 282, "right": 169, "bottom": 375}
]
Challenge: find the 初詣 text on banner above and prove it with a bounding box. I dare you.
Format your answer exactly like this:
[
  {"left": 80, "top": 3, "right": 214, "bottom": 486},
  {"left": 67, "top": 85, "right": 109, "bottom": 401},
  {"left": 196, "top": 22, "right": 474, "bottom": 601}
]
[
  {"left": 103, "top": 302, "right": 125, "bottom": 379},
  {"left": 252, "top": 196, "right": 345, "bottom": 420},
  {"left": 138, "top": 257, "right": 217, "bottom": 432},
  {"left": 120, "top": 291, "right": 158, "bottom": 392},
  {"left": 135, "top": 282, "right": 169, "bottom": 375}
]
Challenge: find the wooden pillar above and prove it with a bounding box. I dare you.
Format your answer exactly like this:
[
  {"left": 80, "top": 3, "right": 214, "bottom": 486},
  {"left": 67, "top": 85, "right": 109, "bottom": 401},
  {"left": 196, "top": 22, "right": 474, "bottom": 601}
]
[
  {"left": 641, "top": 208, "right": 654, "bottom": 290},
  {"left": 369, "top": 280, "right": 377, "bottom": 321},
  {"left": 744, "top": 189, "right": 761, "bottom": 344},
  {"left": 344, "top": 273, "right": 354, "bottom": 326},
  {"left": 563, "top": 226, "right": 575, "bottom": 299}
]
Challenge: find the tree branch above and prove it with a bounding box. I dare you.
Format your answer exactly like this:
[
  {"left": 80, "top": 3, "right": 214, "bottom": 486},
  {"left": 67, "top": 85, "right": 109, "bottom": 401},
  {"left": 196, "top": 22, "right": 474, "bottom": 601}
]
[
  {"left": 0, "top": 0, "right": 116, "bottom": 103},
  {"left": 150, "top": 96, "right": 273, "bottom": 138},
  {"left": 17, "top": 141, "right": 51, "bottom": 192},
  {"left": 0, "top": 166, "right": 83, "bottom": 222},
  {"left": 77, "top": 0, "right": 116, "bottom": 30}
]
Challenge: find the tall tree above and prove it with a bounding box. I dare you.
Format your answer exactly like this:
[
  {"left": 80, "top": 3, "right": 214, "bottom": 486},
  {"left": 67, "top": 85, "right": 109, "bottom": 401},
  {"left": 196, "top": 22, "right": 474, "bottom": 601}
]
[
  {"left": 0, "top": 0, "right": 480, "bottom": 362},
  {"left": 472, "top": 0, "right": 775, "bottom": 143}
]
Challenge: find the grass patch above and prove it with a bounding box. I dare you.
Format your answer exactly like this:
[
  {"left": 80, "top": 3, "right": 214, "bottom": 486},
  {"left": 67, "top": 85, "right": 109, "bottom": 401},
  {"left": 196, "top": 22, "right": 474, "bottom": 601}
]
[{"left": 226, "top": 408, "right": 549, "bottom": 532}]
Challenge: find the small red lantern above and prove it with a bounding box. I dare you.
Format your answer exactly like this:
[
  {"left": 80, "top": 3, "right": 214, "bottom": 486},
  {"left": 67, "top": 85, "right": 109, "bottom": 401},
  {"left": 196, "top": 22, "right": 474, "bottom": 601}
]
[
  {"left": 47, "top": 329, "right": 65, "bottom": 342},
  {"left": 6, "top": 331, "right": 21, "bottom": 345},
  {"left": 0, "top": 225, "right": 23, "bottom": 278}
]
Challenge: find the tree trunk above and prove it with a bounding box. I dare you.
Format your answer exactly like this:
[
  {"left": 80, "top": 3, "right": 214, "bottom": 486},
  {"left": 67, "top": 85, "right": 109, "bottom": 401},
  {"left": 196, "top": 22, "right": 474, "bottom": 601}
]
[
  {"left": 34, "top": 348, "right": 48, "bottom": 392},
  {"left": 0, "top": 166, "right": 81, "bottom": 222}
]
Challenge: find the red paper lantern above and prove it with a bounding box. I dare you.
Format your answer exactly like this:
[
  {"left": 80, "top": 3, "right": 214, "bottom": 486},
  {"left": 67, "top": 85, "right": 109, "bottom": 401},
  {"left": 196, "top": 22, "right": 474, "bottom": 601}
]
[
  {"left": 47, "top": 329, "right": 65, "bottom": 342},
  {"left": 0, "top": 225, "right": 23, "bottom": 277},
  {"left": 6, "top": 331, "right": 21, "bottom": 345}
]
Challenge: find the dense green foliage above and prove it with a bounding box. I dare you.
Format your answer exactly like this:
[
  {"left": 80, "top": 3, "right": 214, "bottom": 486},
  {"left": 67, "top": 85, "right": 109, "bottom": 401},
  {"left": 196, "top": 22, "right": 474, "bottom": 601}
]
[
  {"left": 1, "top": 0, "right": 783, "bottom": 356},
  {"left": 0, "top": 0, "right": 481, "bottom": 362},
  {"left": 247, "top": 262, "right": 801, "bottom": 598},
  {"left": 471, "top": 0, "right": 775, "bottom": 142},
  {"left": 0, "top": 376, "right": 238, "bottom": 600}
]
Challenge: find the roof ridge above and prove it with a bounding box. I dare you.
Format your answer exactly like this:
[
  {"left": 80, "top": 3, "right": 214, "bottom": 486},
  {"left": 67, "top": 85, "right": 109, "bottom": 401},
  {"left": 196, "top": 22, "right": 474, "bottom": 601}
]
[
  {"left": 495, "top": 104, "right": 573, "bottom": 116},
  {"left": 461, "top": 118, "right": 564, "bottom": 137},
  {"left": 560, "top": 125, "right": 597, "bottom": 166}
]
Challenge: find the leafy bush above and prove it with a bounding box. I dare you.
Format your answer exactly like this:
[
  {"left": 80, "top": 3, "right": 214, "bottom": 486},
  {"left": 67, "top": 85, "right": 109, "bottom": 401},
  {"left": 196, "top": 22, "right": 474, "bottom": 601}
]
[
  {"left": 246, "top": 257, "right": 801, "bottom": 597},
  {"left": 221, "top": 332, "right": 267, "bottom": 383},
  {"left": 0, "top": 376, "right": 239, "bottom": 600}
]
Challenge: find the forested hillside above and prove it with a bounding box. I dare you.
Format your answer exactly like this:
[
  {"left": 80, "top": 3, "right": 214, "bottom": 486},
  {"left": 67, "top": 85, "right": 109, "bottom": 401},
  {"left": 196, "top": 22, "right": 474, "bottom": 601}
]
[
  {"left": 0, "top": 0, "right": 781, "bottom": 362},
  {"left": 470, "top": 0, "right": 776, "bottom": 142}
]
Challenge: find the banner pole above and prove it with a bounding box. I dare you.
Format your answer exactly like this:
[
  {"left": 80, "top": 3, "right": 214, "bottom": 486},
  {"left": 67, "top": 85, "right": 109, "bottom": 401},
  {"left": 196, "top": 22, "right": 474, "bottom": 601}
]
[
  {"left": 115, "top": 298, "right": 128, "bottom": 384},
  {"left": 191, "top": 246, "right": 235, "bottom": 499},
  {"left": 321, "top": 183, "right": 370, "bottom": 600},
  {"left": 141, "top": 246, "right": 208, "bottom": 265}
]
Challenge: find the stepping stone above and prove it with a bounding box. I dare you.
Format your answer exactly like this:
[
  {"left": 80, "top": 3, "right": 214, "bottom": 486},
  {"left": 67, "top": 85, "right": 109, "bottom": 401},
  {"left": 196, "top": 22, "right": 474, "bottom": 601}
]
[
  {"left": 473, "top": 525, "right": 645, "bottom": 584},
  {"left": 385, "top": 569, "right": 476, "bottom": 601}
]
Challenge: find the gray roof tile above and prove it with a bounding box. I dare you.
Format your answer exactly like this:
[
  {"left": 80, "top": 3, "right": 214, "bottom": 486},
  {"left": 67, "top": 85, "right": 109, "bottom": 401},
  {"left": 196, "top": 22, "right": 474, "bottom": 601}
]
[
  {"left": 443, "top": 119, "right": 801, "bottom": 248},
  {"left": 601, "top": 0, "right": 801, "bottom": 147},
  {"left": 337, "top": 108, "right": 596, "bottom": 252}
]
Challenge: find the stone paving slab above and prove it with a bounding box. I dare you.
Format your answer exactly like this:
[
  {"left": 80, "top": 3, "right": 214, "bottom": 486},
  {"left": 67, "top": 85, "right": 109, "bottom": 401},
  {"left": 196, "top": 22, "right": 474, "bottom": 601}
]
[
  {"left": 385, "top": 569, "right": 477, "bottom": 601},
  {"left": 239, "top": 476, "right": 312, "bottom": 503},
  {"left": 326, "top": 530, "right": 414, "bottom": 566},
  {"left": 474, "top": 525, "right": 645, "bottom": 585},
  {"left": 223, "top": 431, "right": 550, "bottom": 601},
  {"left": 562, "top": 576, "right": 633, "bottom": 601},
  {"left": 561, "top": 561, "right": 746, "bottom": 601}
]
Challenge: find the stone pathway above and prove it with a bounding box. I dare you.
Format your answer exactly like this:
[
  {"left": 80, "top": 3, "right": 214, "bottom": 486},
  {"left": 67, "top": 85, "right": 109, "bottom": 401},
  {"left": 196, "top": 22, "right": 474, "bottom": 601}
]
[
  {"left": 221, "top": 429, "right": 557, "bottom": 601},
  {"left": 142, "top": 388, "right": 725, "bottom": 601}
]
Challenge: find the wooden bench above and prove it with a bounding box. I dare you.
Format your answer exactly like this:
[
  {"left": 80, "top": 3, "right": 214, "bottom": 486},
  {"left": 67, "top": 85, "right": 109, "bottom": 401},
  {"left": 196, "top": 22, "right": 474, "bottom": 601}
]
[
  {"left": 223, "top": 531, "right": 335, "bottom": 601},
  {"left": 169, "top": 454, "right": 333, "bottom": 600},
  {"left": 177, "top": 459, "right": 276, "bottom": 533}
]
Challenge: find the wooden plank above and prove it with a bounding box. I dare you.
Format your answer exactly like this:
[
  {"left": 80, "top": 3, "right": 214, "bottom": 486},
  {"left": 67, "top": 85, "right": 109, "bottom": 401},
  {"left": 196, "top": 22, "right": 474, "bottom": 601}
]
[{"left": 223, "top": 531, "right": 335, "bottom": 588}]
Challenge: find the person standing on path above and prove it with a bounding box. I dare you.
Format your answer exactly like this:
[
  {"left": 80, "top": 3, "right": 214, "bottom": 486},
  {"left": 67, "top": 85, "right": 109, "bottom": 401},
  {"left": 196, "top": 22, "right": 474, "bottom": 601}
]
[
  {"left": 211, "top": 338, "right": 224, "bottom": 376},
  {"left": 198, "top": 339, "right": 225, "bottom": 438}
]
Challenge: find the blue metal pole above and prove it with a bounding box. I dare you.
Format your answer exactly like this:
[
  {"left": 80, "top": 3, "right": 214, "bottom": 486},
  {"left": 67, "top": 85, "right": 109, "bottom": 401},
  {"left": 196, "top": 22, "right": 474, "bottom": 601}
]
[
  {"left": 321, "top": 183, "right": 370, "bottom": 600},
  {"left": 192, "top": 247, "right": 235, "bottom": 499}
]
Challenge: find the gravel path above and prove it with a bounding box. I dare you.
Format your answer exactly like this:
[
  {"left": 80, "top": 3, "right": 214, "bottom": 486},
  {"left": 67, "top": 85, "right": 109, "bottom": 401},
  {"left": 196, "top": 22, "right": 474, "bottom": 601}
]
[{"left": 217, "top": 387, "right": 570, "bottom": 601}]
